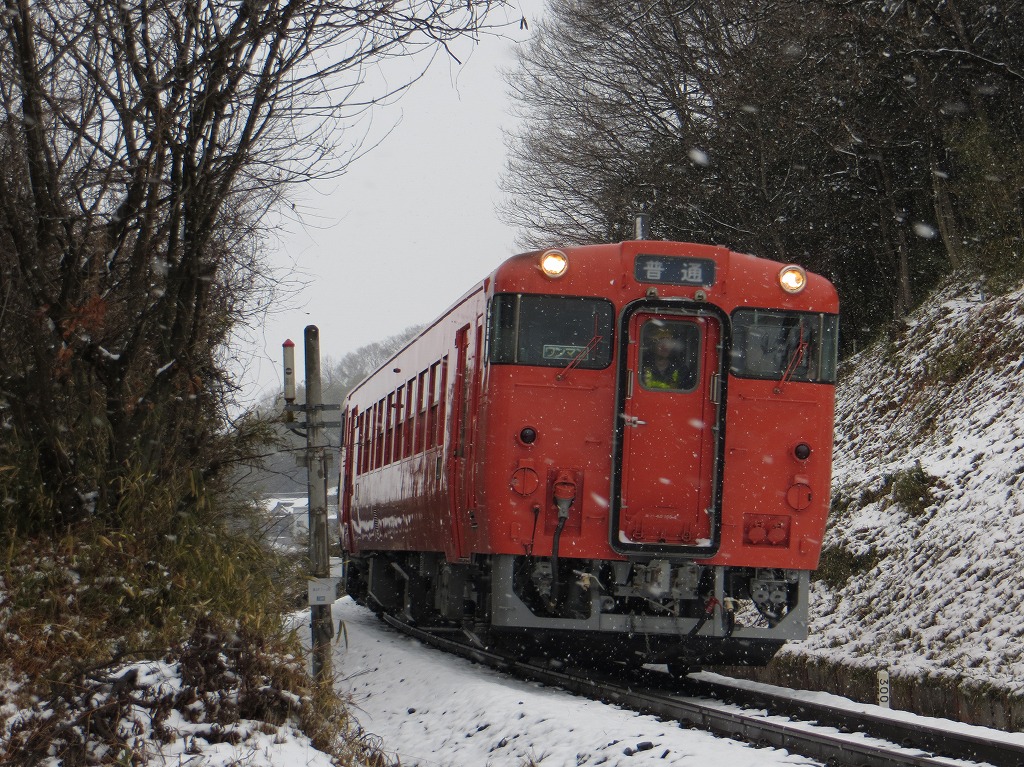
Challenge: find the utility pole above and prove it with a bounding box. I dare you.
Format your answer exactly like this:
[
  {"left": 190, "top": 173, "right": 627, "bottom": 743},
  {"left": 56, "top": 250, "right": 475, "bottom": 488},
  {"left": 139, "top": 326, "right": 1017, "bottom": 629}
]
[{"left": 282, "top": 327, "right": 338, "bottom": 685}]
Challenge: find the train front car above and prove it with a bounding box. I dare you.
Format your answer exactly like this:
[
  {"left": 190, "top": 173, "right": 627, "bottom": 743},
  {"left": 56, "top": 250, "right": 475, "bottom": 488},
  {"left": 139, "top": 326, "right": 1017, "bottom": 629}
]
[
  {"left": 340, "top": 239, "right": 839, "bottom": 671},
  {"left": 480, "top": 242, "right": 838, "bottom": 669}
]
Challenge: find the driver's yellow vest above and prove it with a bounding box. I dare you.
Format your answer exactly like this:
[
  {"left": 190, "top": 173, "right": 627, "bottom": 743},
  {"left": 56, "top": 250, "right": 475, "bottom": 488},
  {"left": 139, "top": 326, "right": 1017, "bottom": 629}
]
[{"left": 642, "top": 366, "right": 681, "bottom": 389}]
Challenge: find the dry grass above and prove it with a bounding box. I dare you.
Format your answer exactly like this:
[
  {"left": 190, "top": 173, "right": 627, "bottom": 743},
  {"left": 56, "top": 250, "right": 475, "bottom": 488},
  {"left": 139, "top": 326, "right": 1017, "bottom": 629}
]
[{"left": 0, "top": 498, "right": 391, "bottom": 766}]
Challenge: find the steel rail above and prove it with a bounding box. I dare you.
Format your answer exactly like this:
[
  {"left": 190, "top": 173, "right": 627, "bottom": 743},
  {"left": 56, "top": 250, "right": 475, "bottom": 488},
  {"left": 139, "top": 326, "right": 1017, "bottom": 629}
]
[
  {"left": 381, "top": 614, "right": 1022, "bottom": 767},
  {"left": 670, "top": 673, "right": 1024, "bottom": 767}
]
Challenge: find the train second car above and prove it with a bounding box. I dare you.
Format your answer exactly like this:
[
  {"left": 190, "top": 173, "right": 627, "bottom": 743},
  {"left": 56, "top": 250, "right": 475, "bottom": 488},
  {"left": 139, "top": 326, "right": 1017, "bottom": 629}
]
[{"left": 340, "top": 239, "right": 838, "bottom": 670}]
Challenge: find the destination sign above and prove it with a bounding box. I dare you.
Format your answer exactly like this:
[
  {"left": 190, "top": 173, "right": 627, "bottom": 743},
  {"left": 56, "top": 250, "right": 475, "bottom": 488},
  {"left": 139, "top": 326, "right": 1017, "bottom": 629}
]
[
  {"left": 542, "top": 344, "right": 590, "bottom": 361},
  {"left": 634, "top": 254, "right": 716, "bottom": 287}
]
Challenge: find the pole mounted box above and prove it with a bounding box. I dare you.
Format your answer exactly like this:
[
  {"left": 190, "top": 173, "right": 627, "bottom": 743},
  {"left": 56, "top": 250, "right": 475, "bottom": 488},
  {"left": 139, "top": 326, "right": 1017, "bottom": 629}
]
[{"left": 307, "top": 577, "right": 340, "bottom": 606}]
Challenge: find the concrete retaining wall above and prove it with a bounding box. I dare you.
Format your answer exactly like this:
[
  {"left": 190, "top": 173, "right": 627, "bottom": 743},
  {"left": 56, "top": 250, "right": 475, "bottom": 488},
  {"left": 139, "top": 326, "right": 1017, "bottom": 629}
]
[{"left": 722, "top": 655, "right": 1024, "bottom": 732}]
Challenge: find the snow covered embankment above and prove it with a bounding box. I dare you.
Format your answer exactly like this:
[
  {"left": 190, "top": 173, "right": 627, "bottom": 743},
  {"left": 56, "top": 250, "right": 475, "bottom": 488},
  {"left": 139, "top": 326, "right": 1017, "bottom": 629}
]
[{"left": 760, "top": 279, "right": 1024, "bottom": 729}]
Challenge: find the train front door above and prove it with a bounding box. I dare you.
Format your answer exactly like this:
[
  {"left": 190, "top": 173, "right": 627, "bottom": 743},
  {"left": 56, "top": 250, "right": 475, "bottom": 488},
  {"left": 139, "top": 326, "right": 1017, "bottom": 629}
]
[{"left": 615, "top": 311, "right": 722, "bottom": 553}]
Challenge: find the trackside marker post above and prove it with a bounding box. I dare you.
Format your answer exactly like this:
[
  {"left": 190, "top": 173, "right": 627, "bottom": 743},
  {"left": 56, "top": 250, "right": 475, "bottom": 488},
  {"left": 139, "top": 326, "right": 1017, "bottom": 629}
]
[{"left": 877, "top": 668, "right": 891, "bottom": 708}]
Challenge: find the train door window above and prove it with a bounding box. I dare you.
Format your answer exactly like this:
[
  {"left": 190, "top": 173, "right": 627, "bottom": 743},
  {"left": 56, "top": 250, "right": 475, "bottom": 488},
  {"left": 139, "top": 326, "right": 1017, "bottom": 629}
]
[
  {"left": 730, "top": 309, "right": 839, "bottom": 383},
  {"left": 638, "top": 320, "right": 700, "bottom": 392},
  {"left": 489, "top": 294, "right": 613, "bottom": 369}
]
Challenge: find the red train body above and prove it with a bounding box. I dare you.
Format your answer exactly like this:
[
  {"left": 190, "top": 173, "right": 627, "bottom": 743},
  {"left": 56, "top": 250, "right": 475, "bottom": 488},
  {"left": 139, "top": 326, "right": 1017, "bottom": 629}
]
[{"left": 340, "top": 239, "right": 838, "bottom": 668}]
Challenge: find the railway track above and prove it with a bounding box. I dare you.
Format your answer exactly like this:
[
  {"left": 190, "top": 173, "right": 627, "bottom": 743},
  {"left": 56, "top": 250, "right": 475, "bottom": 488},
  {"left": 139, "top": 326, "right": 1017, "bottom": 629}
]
[{"left": 381, "top": 614, "right": 1024, "bottom": 767}]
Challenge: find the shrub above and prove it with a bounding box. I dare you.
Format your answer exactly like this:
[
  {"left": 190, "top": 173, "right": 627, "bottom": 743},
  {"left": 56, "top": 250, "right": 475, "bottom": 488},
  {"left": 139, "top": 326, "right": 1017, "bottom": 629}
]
[
  {"left": 815, "top": 545, "right": 881, "bottom": 591},
  {"left": 889, "top": 462, "right": 936, "bottom": 517}
]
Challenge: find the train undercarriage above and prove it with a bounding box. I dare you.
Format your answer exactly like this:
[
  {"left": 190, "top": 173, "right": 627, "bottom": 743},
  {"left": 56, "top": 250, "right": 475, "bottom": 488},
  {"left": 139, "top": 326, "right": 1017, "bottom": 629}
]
[{"left": 344, "top": 551, "right": 809, "bottom": 670}]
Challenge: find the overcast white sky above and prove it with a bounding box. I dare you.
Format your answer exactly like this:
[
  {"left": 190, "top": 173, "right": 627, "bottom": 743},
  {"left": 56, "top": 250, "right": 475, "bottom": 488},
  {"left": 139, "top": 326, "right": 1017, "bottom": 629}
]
[{"left": 239, "top": 1, "right": 548, "bottom": 403}]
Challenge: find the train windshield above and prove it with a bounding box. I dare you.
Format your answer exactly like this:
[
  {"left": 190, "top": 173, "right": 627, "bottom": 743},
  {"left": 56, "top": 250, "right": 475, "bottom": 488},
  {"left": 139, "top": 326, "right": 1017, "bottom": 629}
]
[
  {"left": 489, "top": 294, "right": 614, "bottom": 369},
  {"left": 730, "top": 309, "right": 839, "bottom": 383}
]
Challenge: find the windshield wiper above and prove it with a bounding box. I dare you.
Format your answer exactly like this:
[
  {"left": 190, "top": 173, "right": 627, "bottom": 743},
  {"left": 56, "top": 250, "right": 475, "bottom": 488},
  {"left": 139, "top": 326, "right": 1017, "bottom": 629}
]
[{"left": 774, "top": 325, "right": 808, "bottom": 394}]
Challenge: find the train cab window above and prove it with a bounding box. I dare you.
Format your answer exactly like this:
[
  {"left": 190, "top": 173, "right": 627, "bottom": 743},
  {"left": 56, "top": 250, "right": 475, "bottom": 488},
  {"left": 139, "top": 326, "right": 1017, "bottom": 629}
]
[
  {"left": 639, "top": 320, "right": 700, "bottom": 392},
  {"left": 489, "top": 294, "right": 613, "bottom": 369},
  {"left": 730, "top": 309, "right": 839, "bottom": 383}
]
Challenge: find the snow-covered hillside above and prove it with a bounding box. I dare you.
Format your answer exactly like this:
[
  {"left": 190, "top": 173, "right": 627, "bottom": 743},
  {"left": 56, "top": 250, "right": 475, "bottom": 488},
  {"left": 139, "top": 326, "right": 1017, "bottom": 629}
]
[{"left": 773, "top": 278, "right": 1024, "bottom": 727}]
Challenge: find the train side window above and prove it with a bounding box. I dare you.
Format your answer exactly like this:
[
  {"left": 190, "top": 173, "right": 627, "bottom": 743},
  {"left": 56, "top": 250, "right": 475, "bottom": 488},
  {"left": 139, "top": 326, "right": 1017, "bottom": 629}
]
[
  {"left": 416, "top": 370, "right": 428, "bottom": 453},
  {"left": 384, "top": 393, "right": 394, "bottom": 465},
  {"left": 354, "top": 412, "right": 364, "bottom": 476},
  {"left": 364, "top": 413, "right": 372, "bottom": 473},
  {"left": 403, "top": 378, "right": 415, "bottom": 458},
  {"left": 365, "top": 404, "right": 373, "bottom": 472},
  {"left": 436, "top": 355, "right": 448, "bottom": 449},
  {"left": 375, "top": 399, "right": 386, "bottom": 469},
  {"left": 489, "top": 294, "right": 518, "bottom": 363},
  {"left": 366, "top": 404, "right": 375, "bottom": 472},
  {"left": 427, "top": 361, "right": 440, "bottom": 448},
  {"left": 393, "top": 385, "right": 404, "bottom": 460},
  {"left": 489, "top": 294, "right": 613, "bottom": 369},
  {"left": 730, "top": 309, "right": 839, "bottom": 383}
]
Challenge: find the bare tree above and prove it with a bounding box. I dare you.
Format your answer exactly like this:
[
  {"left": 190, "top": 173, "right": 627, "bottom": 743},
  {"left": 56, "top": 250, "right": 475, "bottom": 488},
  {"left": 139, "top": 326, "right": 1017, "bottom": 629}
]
[
  {"left": 501, "top": 0, "right": 771, "bottom": 247},
  {"left": 503, "top": 0, "right": 1024, "bottom": 348},
  {"left": 0, "top": 0, "right": 507, "bottom": 532}
]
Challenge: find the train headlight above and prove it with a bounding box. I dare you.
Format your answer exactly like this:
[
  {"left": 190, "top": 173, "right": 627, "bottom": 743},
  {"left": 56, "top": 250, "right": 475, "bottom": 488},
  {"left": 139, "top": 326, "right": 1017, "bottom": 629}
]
[
  {"left": 778, "top": 265, "right": 807, "bottom": 294},
  {"left": 539, "top": 250, "right": 569, "bottom": 278}
]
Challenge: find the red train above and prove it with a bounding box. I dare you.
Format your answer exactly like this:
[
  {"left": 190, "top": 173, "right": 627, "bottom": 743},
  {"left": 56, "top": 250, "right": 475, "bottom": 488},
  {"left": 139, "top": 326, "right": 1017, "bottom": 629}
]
[{"left": 339, "top": 238, "right": 838, "bottom": 670}]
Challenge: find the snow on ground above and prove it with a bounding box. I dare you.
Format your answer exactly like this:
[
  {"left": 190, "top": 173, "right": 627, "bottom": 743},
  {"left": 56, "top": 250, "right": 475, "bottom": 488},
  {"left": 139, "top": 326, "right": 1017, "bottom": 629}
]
[
  {"left": 119, "top": 662, "right": 338, "bottom": 767},
  {"left": 330, "top": 596, "right": 817, "bottom": 767},
  {"left": 13, "top": 588, "right": 1023, "bottom": 767},
  {"left": 0, "top": 596, "right": 820, "bottom": 767},
  {"left": 0, "top": 658, "right": 340, "bottom": 767}
]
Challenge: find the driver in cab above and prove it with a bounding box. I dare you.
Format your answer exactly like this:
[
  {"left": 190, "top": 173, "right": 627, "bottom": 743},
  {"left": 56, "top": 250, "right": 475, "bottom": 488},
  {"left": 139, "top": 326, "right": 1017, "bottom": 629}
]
[{"left": 641, "top": 325, "right": 686, "bottom": 390}]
